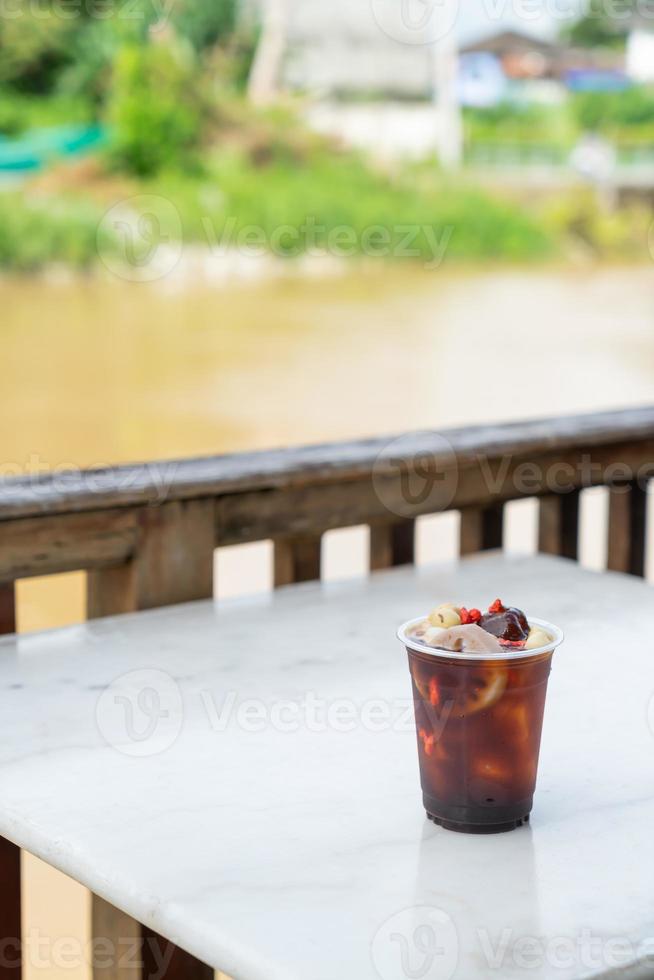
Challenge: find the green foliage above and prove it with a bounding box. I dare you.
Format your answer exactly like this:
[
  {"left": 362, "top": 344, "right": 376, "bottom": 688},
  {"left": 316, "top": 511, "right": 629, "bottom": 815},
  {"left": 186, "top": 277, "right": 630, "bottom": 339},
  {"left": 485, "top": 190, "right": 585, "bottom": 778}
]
[
  {"left": 56, "top": 0, "right": 242, "bottom": 100},
  {"left": 0, "top": 0, "right": 244, "bottom": 107},
  {"left": 541, "top": 188, "right": 652, "bottom": 258},
  {"left": 571, "top": 86, "right": 654, "bottom": 133},
  {"left": 463, "top": 102, "right": 575, "bottom": 148},
  {"left": 56, "top": 19, "right": 128, "bottom": 104},
  {"left": 0, "top": 3, "right": 76, "bottom": 91},
  {"left": 0, "top": 90, "right": 92, "bottom": 136},
  {"left": 562, "top": 0, "right": 631, "bottom": 48},
  {"left": 106, "top": 38, "right": 209, "bottom": 176},
  {"left": 172, "top": 0, "right": 238, "bottom": 51},
  {"left": 147, "top": 143, "right": 554, "bottom": 262},
  {"left": 0, "top": 193, "right": 117, "bottom": 271}
]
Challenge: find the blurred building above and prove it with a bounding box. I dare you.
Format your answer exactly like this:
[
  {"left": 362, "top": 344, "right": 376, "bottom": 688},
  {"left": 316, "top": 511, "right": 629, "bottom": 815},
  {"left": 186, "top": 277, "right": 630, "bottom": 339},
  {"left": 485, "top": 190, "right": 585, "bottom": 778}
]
[
  {"left": 461, "top": 31, "right": 627, "bottom": 83},
  {"left": 627, "top": 30, "right": 654, "bottom": 83},
  {"left": 245, "top": 0, "right": 434, "bottom": 98},
  {"left": 461, "top": 30, "right": 559, "bottom": 81},
  {"left": 461, "top": 31, "right": 632, "bottom": 97},
  {"left": 458, "top": 52, "right": 507, "bottom": 108},
  {"left": 245, "top": 0, "right": 465, "bottom": 161}
]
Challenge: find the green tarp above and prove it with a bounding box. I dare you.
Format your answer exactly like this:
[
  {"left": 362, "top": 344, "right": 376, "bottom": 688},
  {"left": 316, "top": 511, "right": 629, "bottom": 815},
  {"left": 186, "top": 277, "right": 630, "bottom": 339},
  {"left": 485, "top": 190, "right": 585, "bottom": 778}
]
[{"left": 0, "top": 124, "right": 107, "bottom": 173}]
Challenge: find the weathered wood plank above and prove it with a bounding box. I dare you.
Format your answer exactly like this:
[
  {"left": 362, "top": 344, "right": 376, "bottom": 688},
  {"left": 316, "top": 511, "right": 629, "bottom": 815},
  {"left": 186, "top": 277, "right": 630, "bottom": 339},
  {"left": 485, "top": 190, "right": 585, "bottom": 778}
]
[
  {"left": 369, "top": 520, "right": 415, "bottom": 570},
  {"left": 0, "top": 836, "right": 21, "bottom": 979},
  {"left": 0, "top": 439, "right": 648, "bottom": 584},
  {"left": 215, "top": 440, "right": 654, "bottom": 546},
  {"left": 141, "top": 929, "right": 213, "bottom": 980},
  {"left": 459, "top": 505, "right": 504, "bottom": 556},
  {"left": 538, "top": 491, "right": 580, "bottom": 560},
  {"left": 0, "top": 510, "right": 137, "bottom": 583},
  {"left": 88, "top": 500, "right": 215, "bottom": 616},
  {"left": 608, "top": 482, "right": 648, "bottom": 577},
  {"left": 0, "top": 408, "right": 652, "bottom": 521},
  {"left": 0, "top": 421, "right": 649, "bottom": 585},
  {"left": 0, "top": 584, "right": 16, "bottom": 635},
  {"left": 274, "top": 534, "right": 322, "bottom": 586},
  {"left": 91, "top": 897, "right": 141, "bottom": 980}
]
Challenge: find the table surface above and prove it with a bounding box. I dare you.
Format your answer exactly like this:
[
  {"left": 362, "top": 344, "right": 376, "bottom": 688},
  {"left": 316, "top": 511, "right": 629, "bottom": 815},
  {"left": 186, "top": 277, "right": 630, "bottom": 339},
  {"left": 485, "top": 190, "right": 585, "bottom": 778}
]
[{"left": 1, "top": 554, "right": 654, "bottom": 980}]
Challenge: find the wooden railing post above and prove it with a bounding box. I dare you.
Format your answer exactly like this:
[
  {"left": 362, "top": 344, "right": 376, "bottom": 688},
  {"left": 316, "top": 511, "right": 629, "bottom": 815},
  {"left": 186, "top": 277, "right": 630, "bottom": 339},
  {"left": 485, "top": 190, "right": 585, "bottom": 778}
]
[
  {"left": 538, "top": 490, "right": 580, "bottom": 560},
  {"left": 91, "top": 896, "right": 141, "bottom": 980},
  {"left": 370, "top": 519, "right": 415, "bottom": 570},
  {"left": 141, "top": 932, "right": 213, "bottom": 980},
  {"left": 0, "top": 585, "right": 20, "bottom": 979},
  {"left": 87, "top": 499, "right": 216, "bottom": 980},
  {"left": 0, "top": 584, "right": 16, "bottom": 635},
  {"left": 274, "top": 534, "right": 322, "bottom": 587},
  {"left": 87, "top": 501, "right": 215, "bottom": 616},
  {"left": 460, "top": 504, "right": 504, "bottom": 556},
  {"left": 608, "top": 482, "right": 648, "bottom": 577},
  {"left": 0, "top": 836, "right": 21, "bottom": 979}
]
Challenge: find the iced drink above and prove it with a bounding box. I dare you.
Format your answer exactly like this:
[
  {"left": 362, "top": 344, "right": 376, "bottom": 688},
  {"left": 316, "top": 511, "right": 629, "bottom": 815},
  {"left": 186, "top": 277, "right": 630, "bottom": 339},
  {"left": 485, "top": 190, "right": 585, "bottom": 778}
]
[{"left": 398, "top": 600, "right": 563, "bottom": 834}]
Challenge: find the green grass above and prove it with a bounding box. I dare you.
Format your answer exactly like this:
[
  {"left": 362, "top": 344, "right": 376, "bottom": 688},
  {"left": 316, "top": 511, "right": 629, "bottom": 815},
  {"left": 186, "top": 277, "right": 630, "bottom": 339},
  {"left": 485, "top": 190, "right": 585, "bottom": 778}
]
[
  {"left": 463, "top": 103, "right": 576, "bottom": 150},
  {"left": 146, "top": 147, "right": 554, "bottom": 263},
  {"left": 0, "top": 193, "right": 116, "bottom": 272},
  {"left": 0, "top": 134, "right": 556, "bottom": 272},
  {"left": 0, "top": 91, "right": 94, "bottom": 137}
]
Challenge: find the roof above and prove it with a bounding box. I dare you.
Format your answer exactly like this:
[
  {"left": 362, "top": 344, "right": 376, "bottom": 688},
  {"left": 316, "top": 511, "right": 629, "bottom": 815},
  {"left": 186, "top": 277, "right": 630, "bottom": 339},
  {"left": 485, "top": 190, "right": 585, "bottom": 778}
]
[{"left": 461, "top": 29, "right": 559, "bottom": 57}]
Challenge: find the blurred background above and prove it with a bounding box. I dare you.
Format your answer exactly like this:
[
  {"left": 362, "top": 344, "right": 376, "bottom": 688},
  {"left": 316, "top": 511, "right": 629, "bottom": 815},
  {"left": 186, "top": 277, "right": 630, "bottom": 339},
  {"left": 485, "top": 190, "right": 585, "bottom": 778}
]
[{"left": 2, "top": 0, "right": 654, "bottom": 975}]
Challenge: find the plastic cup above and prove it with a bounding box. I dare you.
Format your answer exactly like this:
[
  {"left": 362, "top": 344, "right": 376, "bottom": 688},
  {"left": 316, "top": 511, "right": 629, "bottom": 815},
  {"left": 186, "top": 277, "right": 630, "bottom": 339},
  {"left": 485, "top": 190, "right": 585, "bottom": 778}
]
[{"left": 398, "top": 617, "right": 564, "bottom": 834}]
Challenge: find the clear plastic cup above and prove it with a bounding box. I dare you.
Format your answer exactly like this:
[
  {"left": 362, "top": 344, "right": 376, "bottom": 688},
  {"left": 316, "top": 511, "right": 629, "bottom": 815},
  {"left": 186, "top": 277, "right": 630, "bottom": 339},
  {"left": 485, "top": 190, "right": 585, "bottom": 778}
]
[{"left": 398, "top": 617, "right": 564, "bottom": 834}]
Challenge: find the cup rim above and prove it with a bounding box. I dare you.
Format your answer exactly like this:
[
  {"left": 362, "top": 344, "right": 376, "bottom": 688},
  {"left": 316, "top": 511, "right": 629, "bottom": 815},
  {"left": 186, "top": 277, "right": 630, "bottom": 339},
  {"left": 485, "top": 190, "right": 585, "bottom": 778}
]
[{"left": 397, "top": 615, "right": 564, "bottom": 661}]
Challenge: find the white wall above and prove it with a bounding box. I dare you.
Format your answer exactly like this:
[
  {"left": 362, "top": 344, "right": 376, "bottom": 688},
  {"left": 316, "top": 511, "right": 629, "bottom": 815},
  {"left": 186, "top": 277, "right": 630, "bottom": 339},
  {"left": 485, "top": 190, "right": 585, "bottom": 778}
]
[{"left": 627, "top": 31, "right": 654, "bottom": 83}]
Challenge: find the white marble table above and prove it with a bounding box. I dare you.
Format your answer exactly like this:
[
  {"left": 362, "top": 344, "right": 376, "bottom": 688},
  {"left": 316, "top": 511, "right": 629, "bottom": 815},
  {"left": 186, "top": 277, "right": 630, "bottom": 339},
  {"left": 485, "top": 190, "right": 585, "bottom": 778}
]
[{"left": 1, "top": 554, "right": 654, "bottom": 980}]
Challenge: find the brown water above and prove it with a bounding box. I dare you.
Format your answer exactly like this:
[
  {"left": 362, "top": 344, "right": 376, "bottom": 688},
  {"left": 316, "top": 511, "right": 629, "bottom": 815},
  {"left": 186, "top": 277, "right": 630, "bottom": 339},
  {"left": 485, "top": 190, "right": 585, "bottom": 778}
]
[
  {"left": 4, "top": 264, "right": 653, "bottom": 475},
  {"left": 4, "top": 263, "right": 654, "bottom": 979}
]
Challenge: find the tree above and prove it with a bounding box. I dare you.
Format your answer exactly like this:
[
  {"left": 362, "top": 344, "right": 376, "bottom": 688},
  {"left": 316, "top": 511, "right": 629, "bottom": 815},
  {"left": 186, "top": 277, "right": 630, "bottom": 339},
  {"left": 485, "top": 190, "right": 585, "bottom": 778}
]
[
  {"left": 0, "top": 2, "right": 75, "bottom": 91},
  {"left": 563, "top": 0, "right": 644, "bottom": 48}
]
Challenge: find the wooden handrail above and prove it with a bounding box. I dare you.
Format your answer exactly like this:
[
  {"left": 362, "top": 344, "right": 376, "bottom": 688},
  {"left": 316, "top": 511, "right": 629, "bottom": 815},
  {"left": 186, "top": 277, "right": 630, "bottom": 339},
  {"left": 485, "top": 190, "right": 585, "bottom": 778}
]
[
  {"left": 0, "top": 406, "right": 652, "bottom": 521},
  {"left": 0, "top": 407, "right": 650, "bottom": 593}
]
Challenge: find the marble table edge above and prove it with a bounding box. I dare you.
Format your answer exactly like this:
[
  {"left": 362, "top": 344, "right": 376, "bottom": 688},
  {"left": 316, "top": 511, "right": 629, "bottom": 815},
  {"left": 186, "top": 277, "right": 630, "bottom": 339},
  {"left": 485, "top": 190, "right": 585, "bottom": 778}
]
[{"left": 1, "top": 804, "right": 292, "bottom": 980}]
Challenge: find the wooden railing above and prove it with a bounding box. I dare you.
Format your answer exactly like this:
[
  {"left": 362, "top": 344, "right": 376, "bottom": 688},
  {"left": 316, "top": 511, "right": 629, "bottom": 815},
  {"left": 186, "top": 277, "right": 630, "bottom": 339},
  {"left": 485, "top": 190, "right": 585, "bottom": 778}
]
[{"left": 0, "top": 405, "right": 653, "bottom": 979}]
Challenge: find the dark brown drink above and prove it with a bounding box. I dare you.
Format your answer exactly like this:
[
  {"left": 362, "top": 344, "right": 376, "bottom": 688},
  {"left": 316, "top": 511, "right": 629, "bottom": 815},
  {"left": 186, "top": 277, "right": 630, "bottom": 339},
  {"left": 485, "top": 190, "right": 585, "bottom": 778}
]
[{"left": 400, "top": 617, "right": 562, "bottom": 834}]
